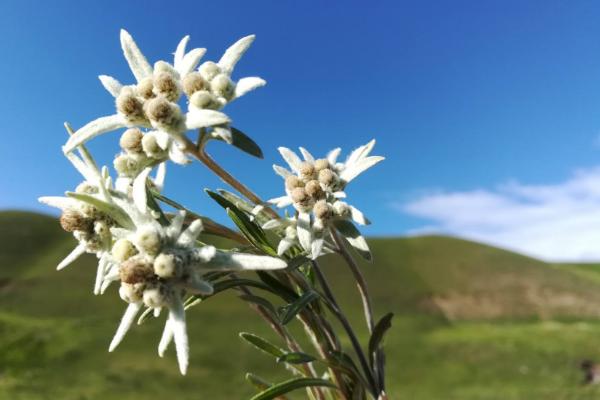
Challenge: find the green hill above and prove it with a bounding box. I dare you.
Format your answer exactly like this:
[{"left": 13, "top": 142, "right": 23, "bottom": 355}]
[{"left": 3, "top": 211, "right": 600, "bottom": 399}]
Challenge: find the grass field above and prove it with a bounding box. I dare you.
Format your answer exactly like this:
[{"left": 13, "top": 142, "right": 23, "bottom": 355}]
[{"left": 3, "top": 211, "right": 600, "bottom": 399}]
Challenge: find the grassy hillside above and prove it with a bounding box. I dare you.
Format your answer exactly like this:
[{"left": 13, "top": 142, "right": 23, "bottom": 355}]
[{"left": 3, "top": 211, "right": 600, "bottom": 399}]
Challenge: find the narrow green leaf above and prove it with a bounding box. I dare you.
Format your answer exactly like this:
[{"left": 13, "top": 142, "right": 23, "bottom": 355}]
[
  {"left": 145, "top": 187, "right": 169, "bottom": 226},
  {"left": 256, "top": 271, "right": 298, "bottom": 302},
  {"left": 279, "top": 290, "right": 320, "bottom": 325},
  {"left": 66, "top": 192, "right": 133, "bottom": 229},
  {"left": 226, "top": 208, "right": 277, "bottom": 256},
  {"left": 250, "top": 378, "right": 337, "bottom": 400},
  {"left": 245, "top": 373, "right": 275, "bottom": 393},
  {"left": 239, "top": 294, "right": 278, "bottom": 316},
  {"left": 332, "top": 219, "right": 372, "bottom": 262},
  {"left": 239, "top": 332, "right": 285, "bottom": 358},
  {"left": 277, "top": 352, "right": 316, "bottom": 364},
  {"left": 287, "top": 255, "right": 310, "bottom": 270},
  {"left": 217, "top": 188, "right": 272, "bottom": 226},
  {"left": 213, "top": 126, "right": 264, "bottom": 158},
  {"left": 368, "top": 313, "right": 394, "bottom": 365}
]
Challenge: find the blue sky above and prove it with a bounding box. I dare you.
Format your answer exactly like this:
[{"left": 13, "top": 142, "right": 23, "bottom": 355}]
[{"left": 3, "top": 1, "right": 600, "bottom": 260}]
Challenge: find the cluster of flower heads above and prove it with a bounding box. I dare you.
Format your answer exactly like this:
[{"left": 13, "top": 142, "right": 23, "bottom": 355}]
[
  {"left": 267, "top": 140, "right": 384, "bottom": 259},
  {"left": 63, "top": 30, "right": 265, "bottom": 189},
  {"left": 39, "top": 28, "right": 384, "bottom": 377},
  {"left": 39, "top": 30, "right": 285, "bottom": 375}
]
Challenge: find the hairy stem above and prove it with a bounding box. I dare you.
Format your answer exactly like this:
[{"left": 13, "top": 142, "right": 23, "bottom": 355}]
[
  {"left": 312, "top": 260, "right": 378, "bottom": 397},
  {"left": 329, "top": 228, "right": 375, "bottom": 333},
  {"left": 234, "top": 277, "right": 326, "bottom": 400},
  {"left": 182, "top": 136, "right": 280, "bottom": 219}
]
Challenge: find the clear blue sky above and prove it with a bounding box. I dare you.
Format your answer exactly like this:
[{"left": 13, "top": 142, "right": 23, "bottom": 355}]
[{"left": 3, "top": 0, "right": 600, "bottom": 237}]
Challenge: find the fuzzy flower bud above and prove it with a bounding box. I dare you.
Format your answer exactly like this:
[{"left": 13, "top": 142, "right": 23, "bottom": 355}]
[
  {"left": 143, "top": 284, "right": 171, "bottom": 308},
  {"left": 119, "top": 128, "right": 143, "bottom": 153},
  {"left": 153, "top": 253, "right": 181, "bottom": 279},
  {"left": 112, "top": 239, "right": 137, "bottom": 262},
  {"left": 199, "top": 61, "right": 221, "bottom": 81},
  {"left": 75, "top": 182, "right": 98, "bottom": 194},
  {"left": 144, "top": 97, "right": 180, "bottom": 128},
  {"left": 291, "top": 187, "right": 309, "bottom": 205},
  {"left": 285, "top": 175, "right": 303, "bottom": 191},
  {"left": 333, "top": 201, "right": 351, "bottom": 218},
  {"left": 318, "top": 168, "right": 337, "bottom": 187},
  {"left": 116, "top": 90, "right": 145, "bottom": 124},
  {"left": 113, "top": 154, "right": 138, "bottom": 176},
  {"left": 119, "top": 257, "right": 154, "bottom": 284},
  {"left": 299, "top": 162, "right": 316, "bottom": 180},
  {"left": 137, "top": 77, "right": 155, "bottom": 99},
  {"left": 60, "top": 210, "right": 92, "bottom": 233},
  {"left": 136, "top": 227, "right": 162, "bottom": 256},
  {"left": 189, "top": 90, "right": 218, "bottom": 110},
  {"left": 210, "top": 73, "right": 235, "bottom": 100},
  {"left": 182, "top": 72, "right": 207, "bottom": 97},
  {"left": 313, "top": 200, "right": 333, "bottom": 220},
  {"left": 119, "top": 282, "right": 144, "bottom": 303},
  {"left": 314, "top": 159, "right": 330, "bottom": 172},
  {"left": 153, "top": 72, "right": 181, "bottom": 102},
  {"left": 285, "top": 225, "right": 297, "bottom": 239},
  {"left": 141, "top": 133, "right": 166, "bottom": 159},
  {"left": 305, "top": 180, "right": 324, "bottom": 199}
]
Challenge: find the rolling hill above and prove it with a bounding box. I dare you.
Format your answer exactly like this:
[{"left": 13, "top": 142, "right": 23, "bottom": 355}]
[{"left": 3, "top": 210, "right": 600, "bottom": 399}]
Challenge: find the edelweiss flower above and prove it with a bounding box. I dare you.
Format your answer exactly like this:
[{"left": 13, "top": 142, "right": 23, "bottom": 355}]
[
  {"left": 63, "top": 29, "right": 265, "bottom": 154},
  {"left": 39, "top": 141, "right": 127, "bottom": 294},
  {"left": 42, "top": 158, "right": 287, "bottom": 375},
  {"left": 102, "top": 170, "right": 287, "bottom": 375},
  {"left": 268, "top": 140, "right": 383, "bottom": 259}
]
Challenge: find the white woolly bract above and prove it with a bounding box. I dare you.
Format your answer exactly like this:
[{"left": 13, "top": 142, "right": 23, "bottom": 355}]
[
  {"left": 109, "top": 302, "right": 142, "bottom": 352},
  {"left": 120, "top": 29, "right": 153, "bottom": 82}
]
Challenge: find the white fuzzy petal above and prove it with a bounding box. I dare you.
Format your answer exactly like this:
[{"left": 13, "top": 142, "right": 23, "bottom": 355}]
[
  {"left": 273, "top": 164, "right": 292, "bottom": 178},
  {"left": 297, "top": 212, "right": 312, "bottom": 251},
  {"left": 109, "top": 302, "right": 142, "bottom": 352},
  {"left": 93, "top": 257, "right": 108, "bottom": 295},
  {"left": 63, "top": 114, "right": 126, "bottom": 153},
  {"left": 218, "top": 34, "right": 255, "bottom": 74},
  {"left": 262, "top": 219, "right": 282, "bottom": 230},
  {"left": 333, "top": 191, "right": 347, "bottom": 199},
  {"left": 339, "top": 156, "right": 385, "bottom": 183},
  {"left": 173, "top": 35, "right": 190, "bottom": 70},
  {"left": 350, "top": 206, "right": 371, "bottom": 225},
  {"left": 158, "top": 319, "right": 174, "bottom": 357},
  {"left": 185, "top": 109, "right": 230, "bottom": 129},
  {"left": 65, "top": 152, "right": 96, "bottom": 183},
  {"left": 178, "top": 48, "right": 206, "bottom": 76},
  {"left": 234, "top": 77, "right": 266, "bottom": 99},
  {"left": 201, "top": 251, "right": 287, "bottom": 271},
  {"left": 299, "top": 147, "right": 315, "bottom": 163},
  {"left": 177, "top": 219, "right": 203, "bottom": 246},
  {"left": 277, "top": 147, "right": 303, "bottom": 173},
  {"left": 98, "top": 75, "right": 123, "bottom": 98},
  {"left": 311, "top": 237, "right": 324, "bottom": 259},
  {"left": 169, "top": 298, "right": 189, "bottom": 375},
  {"left": 133, "top": 168, "right": 152, "bottom": 213},
  {"left": 153, "top": 162, "right": 167, "bottom": 191},
  {"left": 120, "top": 29, "right": 152, "bottom": 82},
  {"left": 57, "top": 243, "right": 86, "bottom": 271},
  {"left": 38, "top": 196, "right": 77, "bottom": 211},
  {"left": 168, "top": 145, "right": 190, "bottom": 165},
  {"left": 166, "top": 211, "right": 186, "bottom": 240},
  {"left": 267, "top": 195, "right": 293, "bottom": 208},
  {"left": 327, "top": 148, "right": 342, "bottom": 165},
  {"left": 277, "top": 238, "right": 293, "bottom": 256}
]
